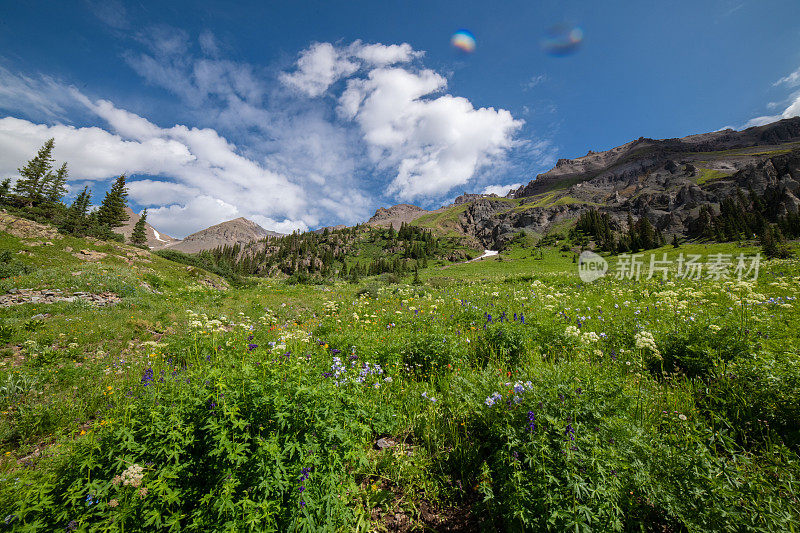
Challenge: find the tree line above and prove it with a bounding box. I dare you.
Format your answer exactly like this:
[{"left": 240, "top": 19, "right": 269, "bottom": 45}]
[
  {"left": 571, "top": 209, "right": 664, "bottom": 253},
  {"left": 0, "top": 139, "right": 150, "bottom": 247},
  {"left": 197, "top": 221, "right": 451, "bottom": 283}
]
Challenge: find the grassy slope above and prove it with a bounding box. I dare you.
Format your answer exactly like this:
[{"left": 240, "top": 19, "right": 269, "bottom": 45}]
[{"left": 2, "top": 217, "right": 800, "bottom": 530}]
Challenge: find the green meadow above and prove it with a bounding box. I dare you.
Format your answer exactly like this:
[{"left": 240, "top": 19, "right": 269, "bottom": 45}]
[{"left": 1, "top": 228, "right": 800, "bottom": 531}]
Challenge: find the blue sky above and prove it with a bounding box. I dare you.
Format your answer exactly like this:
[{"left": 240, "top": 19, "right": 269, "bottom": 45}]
[{"left": 1, "top": 0, "right": 799, "bottom": 237}]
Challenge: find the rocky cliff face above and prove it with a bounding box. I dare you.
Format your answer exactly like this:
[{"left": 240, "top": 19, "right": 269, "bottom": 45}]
[
  {"left": 385, "top": 117, "right": 800, "bottom": 249},
  {"left": 113, "top": 207, "right": 179, "bottom": 249},
  {"left": 367, "top": 203, "right": 430, "bottom": 229},
  {"left": 164, "top": 217, "right": 282, "bottom": 254},
  {"left": 513, "top": 118, "right": 800, "bottom": 198}
]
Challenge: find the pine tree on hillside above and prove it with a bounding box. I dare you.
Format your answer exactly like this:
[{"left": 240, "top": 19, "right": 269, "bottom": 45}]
[
  {"left": 62, "top": 186, "right": 92, "bottom": 235},
  {"left": 626, "top": 213, "right": 640, "bottom": 251},
  {"left": 45, "top": 162, "right": 69, "bottom": 203},
  {"left": 0, "top": 178, "right": 10, "bottom": 201},
  {"left": 14, "top": 138, "right": 55, "bottom": 205},
  {"left": 131, "top": 208, "right": 148, "bottom": 246},
  {"left": 637, "top": 216, "right": 656, "bottom": 250},
  {"left": 96, "top": 175, "right": 129, "bottom": 228}
]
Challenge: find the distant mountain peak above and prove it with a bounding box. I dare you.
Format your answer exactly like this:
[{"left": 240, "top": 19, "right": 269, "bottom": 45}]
[
  {"left": 164, "top": 217, "right": 283, "bottom": 254},
  {"left": 113, "top": 207, "right": 178, "bottom": 249},
  {"left": 367, "top": 204, "right": 428, "bottom": 229}
]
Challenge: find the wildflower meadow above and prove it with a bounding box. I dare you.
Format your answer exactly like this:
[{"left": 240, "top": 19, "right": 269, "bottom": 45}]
[{"left": 1, "top": 237, "right": 799, "bottom": 531}]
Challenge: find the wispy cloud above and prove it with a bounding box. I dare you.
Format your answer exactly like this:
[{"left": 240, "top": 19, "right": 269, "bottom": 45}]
[
  {"left": 85, "top": 0, "right": 130, "bottom": 30},
  {"left": 522, "top": 74, "right": 548, "bottom": 91},
  {"left": 744, "top": 63, "right": 800, "bottom": 128},
  {"left": 774, "top": 66, "right": 800, "bottom": 88}
]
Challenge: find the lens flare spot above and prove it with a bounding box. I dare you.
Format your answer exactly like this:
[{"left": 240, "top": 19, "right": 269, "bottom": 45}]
[
  {"left": 451, "top": 29, "right": 476, "bottom": 53},
  {"left": 542, "top": 24, "right": 583, "bottom": 56}
]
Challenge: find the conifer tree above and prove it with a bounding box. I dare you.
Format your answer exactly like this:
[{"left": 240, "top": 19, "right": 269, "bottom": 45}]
[
  {"left": 0, "top": 178, "right": 10, "bottom": 201},
  {"left": 626, "top": 213, "right": 639, "bottom": 251},
  {"left": 760, "top": 224, "right": 779, "bottom": 258},
  {"left": 14, "top": 138, "right": 55, "bottom": 205},
  {"left": 45, "top": 162, "right": 69, "bottom": 203},
  {"left": 96, "top": 175, "right": 129, "bottom": 228},
  {"left": 637, "top": 216, "right": 656, "bottom": 250},
  {"left": 131, "top": 209, "right": 148, "bottom": 246},
  {"left": 62, "top": 186, "right": 92, "bottom": 235}
]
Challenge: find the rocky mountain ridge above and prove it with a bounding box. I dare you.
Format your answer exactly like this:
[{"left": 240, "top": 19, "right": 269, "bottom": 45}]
[
  {"left": 163, "top": 217, "right": 283, "bottom": 254},
  {"left": 140, "top": 117, "right": 800, "bottom": 256},
  {"left": 369, "top": 118, "right": 800, "bottom": 249}
]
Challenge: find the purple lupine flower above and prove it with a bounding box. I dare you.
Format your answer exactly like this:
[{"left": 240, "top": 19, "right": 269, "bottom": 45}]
[
  {"left": 248, "top": 344, "right": 258, "bottom": 351},
  {"left": 565, "top": 424, "right": 575, "bottom": 441},
  {"left": 527, "top": 411, "right": 536, "bottom": 432},
  {"left": 140, "top": 368, "right": 154, "bottom": 386}
]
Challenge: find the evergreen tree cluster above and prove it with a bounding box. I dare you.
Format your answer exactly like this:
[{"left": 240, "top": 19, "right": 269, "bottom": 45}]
[
  {"left": 691, "top": 189, "right": 768, "bottom": 241},
  {"left": 199, "top": 222, "right": 457, "bottom": 283},
  {"left": 687, "top": 186, "right": 799, "bottom": 258},
  {"left": 0, "top": 140, "right": 134, "bottom": 243},
  {"left": 572, "top": 209, "right": 664, "bottom": 253}
]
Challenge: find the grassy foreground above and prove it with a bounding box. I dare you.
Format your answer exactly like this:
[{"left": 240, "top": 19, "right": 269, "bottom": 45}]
[{"left": 1, "top": 228, "right": 799, "bottom": 531}]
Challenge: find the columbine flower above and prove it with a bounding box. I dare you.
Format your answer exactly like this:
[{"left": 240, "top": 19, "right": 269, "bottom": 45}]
[
  {"left": 484, "top": 392, "right": 502, "bottom": 406},
  {"left": 421, "top": 392, "right": 437, "bottom": 403}
]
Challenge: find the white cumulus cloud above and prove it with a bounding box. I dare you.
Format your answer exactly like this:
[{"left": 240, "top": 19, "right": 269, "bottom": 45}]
[
  {"left": 338, "top": 66, "right": 522, "bottom": 199},
  {"left": 280, "top": 42, "right": 359, "bottom": 98},
  {"left": 481, "top": 183, "right": 522, "bottom": 196},
  {"left": 0, "top": 92, "right": 312, "bottom": 238}
]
